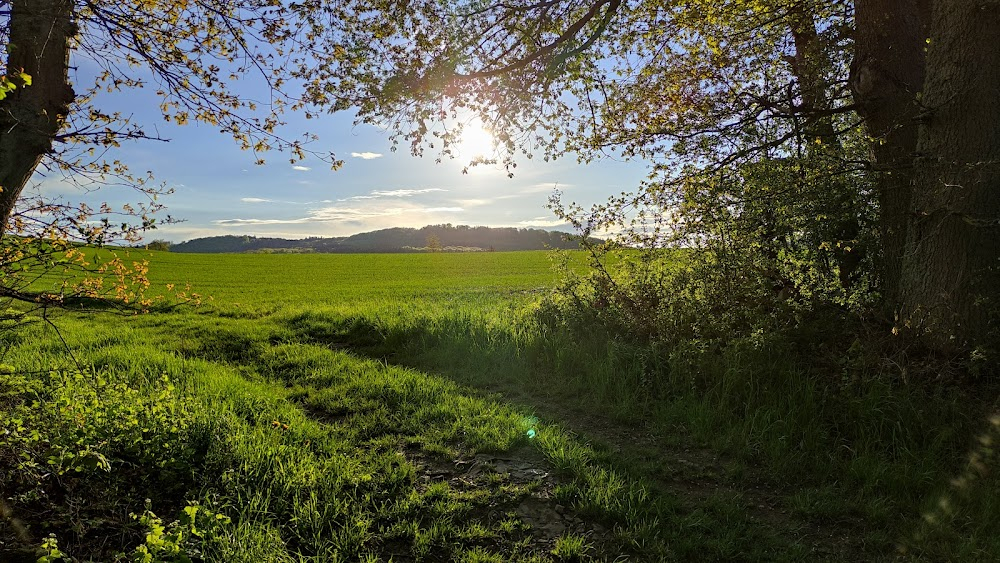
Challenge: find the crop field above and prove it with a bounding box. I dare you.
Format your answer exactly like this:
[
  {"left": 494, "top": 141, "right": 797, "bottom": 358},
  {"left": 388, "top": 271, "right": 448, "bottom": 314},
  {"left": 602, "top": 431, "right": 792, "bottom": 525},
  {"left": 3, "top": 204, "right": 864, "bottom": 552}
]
[
  {"left": 143, "top": 251, "right": 572, "bottom": 305},
  {"left": 2, "top": 250, "right": 998, "bottom": 561}
]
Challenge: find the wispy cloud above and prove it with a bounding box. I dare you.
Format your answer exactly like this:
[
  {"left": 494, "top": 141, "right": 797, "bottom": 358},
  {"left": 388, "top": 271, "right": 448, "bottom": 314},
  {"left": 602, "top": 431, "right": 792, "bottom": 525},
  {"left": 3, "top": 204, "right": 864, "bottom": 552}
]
[
  {"left": 214, "top": 218, "right": 310, "bottom": 226},
  {"left": 372, "top": 188, "right": 445, "bottom": 197},
  {"left": 341, "top": 188, "right": 446, "bottom": 201},
  {"left": 241, "top": 197, "right": 273, "bottom": 203},
  {"left": 518, "top": 217, "right": 569, "bottom": 228},
  {"left": 455, "top": 198, "right": 495, "bottom": 208},
  {"left": 292, "top": 165, "right": 311, "bottom": 171},
  {"left": 351, "top": 152, "right": 384, "bottom": 160},
  {"left": 214, "top": 203, "right": 463, "bottom": 226}
]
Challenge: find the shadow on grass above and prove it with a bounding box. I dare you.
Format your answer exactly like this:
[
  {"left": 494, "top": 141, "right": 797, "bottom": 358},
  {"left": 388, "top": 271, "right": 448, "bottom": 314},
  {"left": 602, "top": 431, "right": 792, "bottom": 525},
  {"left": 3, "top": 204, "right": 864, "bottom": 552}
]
[
  {"left": 281, "top": 310, "right": 934, "bottom": 559},
  {"left": 282, "top": 305, "right": 1000, "bottom": 561}
]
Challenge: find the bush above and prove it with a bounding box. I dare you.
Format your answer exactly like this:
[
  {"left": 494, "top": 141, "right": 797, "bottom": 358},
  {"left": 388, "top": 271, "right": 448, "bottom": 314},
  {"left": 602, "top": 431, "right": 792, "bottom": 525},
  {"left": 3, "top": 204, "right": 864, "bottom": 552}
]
[
  {"left": 539, "top": 247, "right": 803, "bottom": 349},
  {"left": 0, "top": 369, "right": 204, "bottom": 559}
]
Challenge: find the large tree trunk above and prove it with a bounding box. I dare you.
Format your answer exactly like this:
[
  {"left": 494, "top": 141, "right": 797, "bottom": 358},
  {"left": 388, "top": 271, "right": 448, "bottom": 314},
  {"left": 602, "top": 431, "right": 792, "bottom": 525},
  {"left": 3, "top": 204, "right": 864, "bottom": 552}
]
[
  {"left": 900, "top": 0, "right": 1000, "bottom": 352},
  {"left": 0, "top": 0, "right": 75, "bottom": 235},
  {"left": 850, "top": 0, "right": 931, "bottom": 304}
]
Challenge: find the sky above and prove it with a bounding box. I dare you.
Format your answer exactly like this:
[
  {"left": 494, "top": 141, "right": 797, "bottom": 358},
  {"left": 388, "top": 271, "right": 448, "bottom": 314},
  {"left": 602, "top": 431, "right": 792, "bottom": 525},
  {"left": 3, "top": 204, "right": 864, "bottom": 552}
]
[{"left": 29, "top": 48, "right": 651, "bottom": 244}]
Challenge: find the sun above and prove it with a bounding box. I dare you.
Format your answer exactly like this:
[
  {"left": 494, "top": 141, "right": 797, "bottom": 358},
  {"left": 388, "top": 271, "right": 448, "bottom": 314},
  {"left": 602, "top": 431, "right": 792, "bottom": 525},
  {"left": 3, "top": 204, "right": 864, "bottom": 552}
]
[{"left": 455, "top": 119, "right": 496, "bottom": 159}]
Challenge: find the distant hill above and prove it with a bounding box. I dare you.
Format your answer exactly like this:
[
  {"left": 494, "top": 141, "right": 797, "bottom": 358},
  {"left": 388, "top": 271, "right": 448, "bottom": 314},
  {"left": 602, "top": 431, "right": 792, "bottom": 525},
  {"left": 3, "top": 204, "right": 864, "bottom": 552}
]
[{"left": 170, "top": 225, "right": 592, "bottom": 253}]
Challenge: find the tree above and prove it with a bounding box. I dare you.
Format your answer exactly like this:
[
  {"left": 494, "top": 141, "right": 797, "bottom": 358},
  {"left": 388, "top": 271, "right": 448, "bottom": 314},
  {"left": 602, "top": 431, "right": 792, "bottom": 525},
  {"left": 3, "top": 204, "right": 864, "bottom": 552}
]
[
  {"left": 6, "top": 1, "right": 995, "bottom": 352},
  {"left": 854, "top": 0, "right": 1000, "bottom": 351},
  {"left": 146, "top": 239, "right": 171, "bottom": 252},
  {"left": 311, "top": 0, "right": 997, "bottom": 355},
  {"left": 0, "top": 0, "right": 337, "bottom": 310}
]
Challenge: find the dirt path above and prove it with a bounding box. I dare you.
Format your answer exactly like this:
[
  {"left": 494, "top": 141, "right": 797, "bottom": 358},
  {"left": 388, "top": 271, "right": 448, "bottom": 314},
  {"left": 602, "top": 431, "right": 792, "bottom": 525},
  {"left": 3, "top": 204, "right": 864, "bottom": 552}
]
[
  {"left": 288, "top": 319, "right": 882, "bottom": 560},
  {"left": 351, "top": 358, "right": 877, "bottom": 561},
  {"left": 406, "top": 444, "right": 616, "bottom": 554}
]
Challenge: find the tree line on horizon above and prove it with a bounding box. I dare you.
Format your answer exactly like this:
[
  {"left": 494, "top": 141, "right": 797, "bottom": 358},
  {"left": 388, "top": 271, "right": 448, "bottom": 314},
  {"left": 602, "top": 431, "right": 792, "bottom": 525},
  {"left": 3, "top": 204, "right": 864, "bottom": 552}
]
[{"left": 165, "top": 225, "right": 593, "bottom": 254}]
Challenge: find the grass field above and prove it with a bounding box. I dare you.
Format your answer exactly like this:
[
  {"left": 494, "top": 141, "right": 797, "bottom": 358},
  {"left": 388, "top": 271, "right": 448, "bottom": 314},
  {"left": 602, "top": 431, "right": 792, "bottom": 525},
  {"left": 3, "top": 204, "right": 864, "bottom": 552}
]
[{"left": 2, "top": 250, "right": 998, "bottom": 561}]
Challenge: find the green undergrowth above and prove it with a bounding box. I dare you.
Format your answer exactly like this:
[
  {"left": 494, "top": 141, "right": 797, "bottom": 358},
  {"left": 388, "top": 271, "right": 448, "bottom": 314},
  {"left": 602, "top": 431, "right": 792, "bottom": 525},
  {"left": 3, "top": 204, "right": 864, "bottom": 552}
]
[
  {"left": 4, "top": 250, "right": 998, "bottom": 560},
  {"left": 273, "top": 302, "right": 1000, "bottom": 560},
  {"left": 1, "top": 314, "right": 711, "bottom": 561}
]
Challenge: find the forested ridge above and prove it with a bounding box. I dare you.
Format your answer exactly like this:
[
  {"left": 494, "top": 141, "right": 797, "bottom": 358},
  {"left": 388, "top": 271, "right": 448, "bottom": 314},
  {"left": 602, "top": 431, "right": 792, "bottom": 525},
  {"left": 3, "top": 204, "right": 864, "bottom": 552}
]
[{"left": 168, "top": 225, "right": 590, "bottom": 253}]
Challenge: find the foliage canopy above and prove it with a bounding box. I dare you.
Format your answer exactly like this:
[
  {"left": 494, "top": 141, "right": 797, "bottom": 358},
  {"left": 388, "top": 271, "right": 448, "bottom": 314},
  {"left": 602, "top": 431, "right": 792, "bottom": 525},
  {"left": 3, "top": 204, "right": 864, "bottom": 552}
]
[
  {"left": 0, "top": 0, "right": 342, "bottom": 312},
  {"left": 309, "top": 0, "right": 998, "bottom": 356},
  {"left": 2, "top": 0, "right": 998, "bottom": 355}
]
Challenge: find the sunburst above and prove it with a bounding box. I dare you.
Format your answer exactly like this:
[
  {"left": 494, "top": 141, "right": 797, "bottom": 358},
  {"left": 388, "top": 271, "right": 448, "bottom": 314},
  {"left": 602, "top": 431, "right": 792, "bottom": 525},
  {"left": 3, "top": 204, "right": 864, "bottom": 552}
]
[{"left": 455, "top": 119, "right": 496, "bottom": 159}]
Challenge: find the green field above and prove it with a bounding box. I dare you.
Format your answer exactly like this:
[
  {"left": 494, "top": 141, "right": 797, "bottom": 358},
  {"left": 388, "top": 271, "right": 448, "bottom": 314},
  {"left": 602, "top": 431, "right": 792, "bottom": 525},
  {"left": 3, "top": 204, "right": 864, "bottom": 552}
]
[{"left": 2, "top": 250, "right": 998, "bottom": 561}]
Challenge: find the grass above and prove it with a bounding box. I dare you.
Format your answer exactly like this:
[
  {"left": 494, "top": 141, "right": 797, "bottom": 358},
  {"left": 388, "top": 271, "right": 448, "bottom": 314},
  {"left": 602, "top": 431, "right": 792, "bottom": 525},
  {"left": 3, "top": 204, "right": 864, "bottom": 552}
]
[{"left": 2, "top": 249, "right": 998, "bottom": 561}]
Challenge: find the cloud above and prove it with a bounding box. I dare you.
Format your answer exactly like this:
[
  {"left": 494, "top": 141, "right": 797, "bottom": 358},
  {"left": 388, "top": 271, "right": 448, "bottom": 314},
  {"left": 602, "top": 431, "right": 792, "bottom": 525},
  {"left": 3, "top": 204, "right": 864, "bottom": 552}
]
[
  {"left": 214, "top": 203, "right": 463, "bottom": 226},
  {"left": 371, "top": 188, "right": 444, "bottom": 197},
  {"left": 215, "top": 218, "right": 310, "bottom": 226},
  {"left": 518, "top": 217, "right": 569, "bottom": 228},
  {"left": 341, "top": 188, "right": 446, "bottom": 201},
  {"left": 292, "top": 165, "right": 311, "bottom": 171},
  {"left": 455, "top": 198, "right": 495, "bottom": 207},
  {"left": 351, "top": 152, "right": 384, "bottom": 160},
  {"left": 241, "top": 197, "right": 273, "bottom": 203},
  {"left": 306, "top": 205, "right": 463, "bottom": 223}
]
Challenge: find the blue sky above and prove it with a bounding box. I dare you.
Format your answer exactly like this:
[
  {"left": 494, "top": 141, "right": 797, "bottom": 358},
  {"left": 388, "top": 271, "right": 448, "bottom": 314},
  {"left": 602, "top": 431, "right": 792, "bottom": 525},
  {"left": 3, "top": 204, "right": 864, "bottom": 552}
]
[{"left": 31, "top": 51, "right": 650, "bottom": 243}]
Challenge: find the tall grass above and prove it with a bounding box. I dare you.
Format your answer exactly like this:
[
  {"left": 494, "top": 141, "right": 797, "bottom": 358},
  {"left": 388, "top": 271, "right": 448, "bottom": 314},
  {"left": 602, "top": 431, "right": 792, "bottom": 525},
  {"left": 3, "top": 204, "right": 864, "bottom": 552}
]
[{"left": 3, "top": 250, "right": 997, "bottom": 560}]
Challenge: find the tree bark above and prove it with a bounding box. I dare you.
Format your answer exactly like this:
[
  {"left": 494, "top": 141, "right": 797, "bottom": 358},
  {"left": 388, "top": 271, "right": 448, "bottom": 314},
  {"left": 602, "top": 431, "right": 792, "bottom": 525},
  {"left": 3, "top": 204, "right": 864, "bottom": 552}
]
[
  {"left": 850, "top": 0, "right": 931, "bottom": 304},
  {"left": 0, "top": 0, "right": 75, "bottom": 236},
  {"left": 901, "top": 0, "right": 1000, "bottom": 351}
]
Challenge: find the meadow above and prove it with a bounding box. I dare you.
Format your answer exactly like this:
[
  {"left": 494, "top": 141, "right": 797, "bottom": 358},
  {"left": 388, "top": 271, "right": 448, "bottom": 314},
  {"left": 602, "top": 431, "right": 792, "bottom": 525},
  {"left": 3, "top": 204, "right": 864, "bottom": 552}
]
[{"left": 1, "top": 250, "right": 998, "bottom": 561}]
